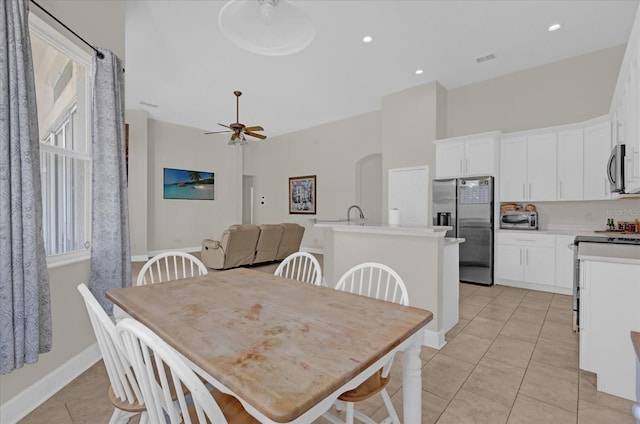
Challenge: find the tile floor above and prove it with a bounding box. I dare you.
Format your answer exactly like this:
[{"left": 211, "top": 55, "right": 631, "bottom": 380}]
[{"left": 19, "top": 278, "right": 636, "bottom": 423}]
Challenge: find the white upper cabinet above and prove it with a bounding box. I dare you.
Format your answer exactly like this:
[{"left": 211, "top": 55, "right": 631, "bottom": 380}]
[
  {"left": 436, "top": 141, "right": 465, "bottom": 178},
  {"left": 611, "top": 5, "right": 640, "bottom": 193},
  {"left": 434, "top": 132, "right": 499, "bottom": 179},
  {"left": 557, "top": 129, "right": 584, "bottom": 201},
  {"left": 500, "top": 136, "right": 528, "bottom": 201},
  {"left": 500, "top": 132, "right": 557, "bottom": 202},
  {"left": 500, "top": 117, "right": 612, "bottom": 202},
  {"left": 465, "top": 136, "right": 497, "bottom": 176},
  {"left": 583, "top": 120, "right": 612, "bottom": 200},
  {"left": 527, "top": 133, "right": 558, "bottom": 201}
]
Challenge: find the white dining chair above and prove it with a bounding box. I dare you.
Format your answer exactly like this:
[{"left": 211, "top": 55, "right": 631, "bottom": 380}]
[
  {"left": 274, "top": 251, "right": 323, "bottom": 286},
  {"left": 136, "top": 251, "right": 208, "bottom": 286},
  {"left": 77, "top": 283, "right": 149, "bottom": 424},
  {"left": 116, "top": 318, "right": 258, "bottom": 424},
  {"left": 324, "top": 262, "right": 408, "bottom": 424}
]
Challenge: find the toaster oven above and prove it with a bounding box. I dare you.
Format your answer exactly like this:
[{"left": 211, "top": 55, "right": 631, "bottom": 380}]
[{"left": 500, "top": 211, "right": 538, "bottom": 230}]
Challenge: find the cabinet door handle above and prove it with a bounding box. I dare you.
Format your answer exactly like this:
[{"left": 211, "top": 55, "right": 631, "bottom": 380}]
[
  {"left": 522, "top": 184, "right": 525, "bottom": 199},
  {"left": 465, "top": 158, "right": 468, "bottom": 174},
  {"left": 460, "top": 159, "right": 463, "bottom": 174},
  {"left": 526, "top": 249, "right": 529, "bottom": 266},
  {"left": 519, "top": 248, "right": 523, "bottom": 265}
]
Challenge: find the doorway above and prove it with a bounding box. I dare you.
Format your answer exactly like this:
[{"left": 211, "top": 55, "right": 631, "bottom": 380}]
[{"left": 242, "top": 175, "right": 255, "bottom": 224}]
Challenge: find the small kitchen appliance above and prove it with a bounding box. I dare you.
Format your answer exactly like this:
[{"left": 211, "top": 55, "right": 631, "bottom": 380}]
[{"left": 499, "top": 210, "right": 538, "bottom": 230}]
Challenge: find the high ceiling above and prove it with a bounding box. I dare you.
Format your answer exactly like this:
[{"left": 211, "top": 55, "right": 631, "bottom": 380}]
[{"left": 125, "top": 0, "right": 639, "bottom": 139}]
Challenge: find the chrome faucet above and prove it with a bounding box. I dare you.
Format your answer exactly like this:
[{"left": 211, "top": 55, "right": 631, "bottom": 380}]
[{"left": 347, "top": 205, "right": 365, "bottom": 222}]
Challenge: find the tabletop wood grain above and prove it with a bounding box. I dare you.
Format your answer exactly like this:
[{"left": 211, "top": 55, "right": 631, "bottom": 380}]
[{"left": 107, "top": 268, "right": 433, "bottom": 423}]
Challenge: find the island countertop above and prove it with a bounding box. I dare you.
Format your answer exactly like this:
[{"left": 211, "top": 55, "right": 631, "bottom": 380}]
[{"left": 314, "top": 221, "right": 452, "bottom": 237}]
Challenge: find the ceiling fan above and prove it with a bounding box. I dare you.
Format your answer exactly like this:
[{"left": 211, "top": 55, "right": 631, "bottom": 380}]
[{"left": 204, "top": 91, "right": 267, "bottom": 145}]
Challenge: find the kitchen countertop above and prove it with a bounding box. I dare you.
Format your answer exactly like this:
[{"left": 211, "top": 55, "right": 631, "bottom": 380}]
[
  {"left": 444, "top": 237, "right": 465, "bottom": 246},
  {"left": 314, "top": 221, "right": 451, "bottom": 237},
  {"left": 497, "top": 228, "right": 640, "bottom": 238},
  {"left": 577, "top": 242, "right": 640, "bottom": 265}
]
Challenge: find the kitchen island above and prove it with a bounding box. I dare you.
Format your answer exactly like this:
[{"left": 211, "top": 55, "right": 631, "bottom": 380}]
[
  {"left": 578, "top": 242, "right": 640, "bottom": 401},
  {"left": 315, "top": 222, "right": 462, "bottom": 348}
]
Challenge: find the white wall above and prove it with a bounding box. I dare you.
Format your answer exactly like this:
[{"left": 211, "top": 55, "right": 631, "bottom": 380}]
[
  {"left": 34, "top": 0, "right": 125, "bottom": 61},
  {"left": 381, "top": 81, "right": 447, "bottom": 224},
  {"left": 447, "top": 46, "right": 625, "bottom": 137},
  {"left": 243, "top": 111, "right": 382, "bottom": 249},
  {"left": 146, "top": 119, "right": 242, "bottom": 251}
]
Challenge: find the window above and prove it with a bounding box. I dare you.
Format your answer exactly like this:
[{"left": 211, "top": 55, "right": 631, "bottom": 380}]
[{"left": 30, "top": 14, "right": 93, "bottom": 265}]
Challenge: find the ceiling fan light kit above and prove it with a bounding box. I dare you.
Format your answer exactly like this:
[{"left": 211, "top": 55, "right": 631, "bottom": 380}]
[{"left": 218, "top": 0, "right": 315, "bottom": 56}]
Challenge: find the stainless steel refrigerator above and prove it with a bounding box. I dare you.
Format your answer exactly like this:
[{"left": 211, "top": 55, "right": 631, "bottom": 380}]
[{"left": 432, "top": 177, "right": 494, "bottom": 286}]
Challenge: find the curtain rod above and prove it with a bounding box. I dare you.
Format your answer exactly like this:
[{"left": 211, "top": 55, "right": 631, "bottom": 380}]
[{"left": 29, "top": 0, "right": 105, "bottom": 59}]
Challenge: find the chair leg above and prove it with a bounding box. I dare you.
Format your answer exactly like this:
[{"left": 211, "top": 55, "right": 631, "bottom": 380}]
[
  {"left": 138, "top": 411, "right": 149, "bottom": 424},
  {"left": 380, "top": 389, "right": 400, "bottom": 424},
  {"left": 108, "top": 408, "right": 138, "bottom": 424},
  {"left": 322, "top": 411, "right": 346, "bottom": 424},
  {"left": 345, "top": 402, "right": 355, "bottom": 424}
]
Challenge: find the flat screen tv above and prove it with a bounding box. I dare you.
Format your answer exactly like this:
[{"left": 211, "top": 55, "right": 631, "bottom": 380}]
[{"left": 163, "top": 167, "right": 214, "bottom": 200}]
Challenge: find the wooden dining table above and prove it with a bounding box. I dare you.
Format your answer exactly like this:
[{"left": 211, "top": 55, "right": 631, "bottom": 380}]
[{"left": 106, "top": 268, "right": 433, "bottom": 424}]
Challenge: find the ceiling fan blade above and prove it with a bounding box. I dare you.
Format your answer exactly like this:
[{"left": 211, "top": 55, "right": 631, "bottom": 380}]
[
  {"left": 218, "top": 123, "right": 231, "bottom": 128},
  {"left": 204, "top": 130, "right": 231, "bottom": 134},
  {"left": 245, "top": 131, "right": 267, "bottom": 140},
  {"left": 244, "top": 126, "right": 264, "bottom": 132}
]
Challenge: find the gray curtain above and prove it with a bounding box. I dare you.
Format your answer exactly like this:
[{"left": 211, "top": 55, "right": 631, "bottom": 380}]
[
  {"left": 0, "top": 0, "right": 52, "bottom": 374},
  {"left": 88, "top": 48, "right": 131, "bottom": 314}
]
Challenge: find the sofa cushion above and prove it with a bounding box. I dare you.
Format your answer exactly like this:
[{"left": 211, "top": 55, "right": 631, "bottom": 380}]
[
  {"left": 276, "top": 223, "right": 305, "bottom": 260},
  {"left": 254, "top": 224, "right": 284, "bottom": 263},
  {"left": 223, "top": 224, "right": 260, "bottom": 268}
]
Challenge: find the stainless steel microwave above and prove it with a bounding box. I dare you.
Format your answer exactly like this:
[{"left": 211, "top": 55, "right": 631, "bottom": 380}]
[
  {"left": 500, "top": 211, "right": 538, "bottom": 230},
  {"left": 607, "top": 143, "right": 625, "bottom": 193}
]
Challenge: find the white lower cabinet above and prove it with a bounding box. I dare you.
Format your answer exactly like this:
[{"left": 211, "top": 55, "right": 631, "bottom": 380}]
[
  {"left": 495, "top": 232, "right": 556, "bottom": 290},
  {"left": 555, "top": 235, "right": 575, "bottom": 290},
  {"left": 579, "top": 260, "right": 640, "bottom": 400}
]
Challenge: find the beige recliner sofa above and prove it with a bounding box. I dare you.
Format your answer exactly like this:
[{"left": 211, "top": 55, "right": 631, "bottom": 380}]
[
  {"left": 201, "top": 223, "right": 304, "bottom": 270},
  {"left": 201, "top": 224, "right": 260, "bottom": 270}
]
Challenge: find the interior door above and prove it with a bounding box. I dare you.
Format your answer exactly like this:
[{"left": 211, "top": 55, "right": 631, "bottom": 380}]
[{"left": 388, "top": 166, "right": 429, "bottom": 226}]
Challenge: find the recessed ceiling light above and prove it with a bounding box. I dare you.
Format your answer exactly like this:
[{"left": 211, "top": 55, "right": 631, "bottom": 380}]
[
  {"left": 415, "top": 69, "right": 424, "bottom": 75},
  {"left": 548, "top": 23, "right": 562, "bottom": 32},
  {"left": 362, "top": 36, "right": 373, "bottom": 43}
]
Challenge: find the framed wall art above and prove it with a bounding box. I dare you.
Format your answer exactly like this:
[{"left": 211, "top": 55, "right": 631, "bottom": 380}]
[
  {"left": 289, "top": 175, "right": 316, "bottom": 214},
  {"left": 163, "top": 167, "right": 215, "bottom": 200}
]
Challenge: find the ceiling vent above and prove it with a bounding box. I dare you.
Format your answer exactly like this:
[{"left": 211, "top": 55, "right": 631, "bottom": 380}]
[{"left": 476, "top": 53, "right": 496, "bottom": 64}]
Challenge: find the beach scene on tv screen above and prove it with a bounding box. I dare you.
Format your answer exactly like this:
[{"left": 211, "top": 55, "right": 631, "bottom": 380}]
[{"left": 163, "top": 168, "right": 214, "bottom": 200}]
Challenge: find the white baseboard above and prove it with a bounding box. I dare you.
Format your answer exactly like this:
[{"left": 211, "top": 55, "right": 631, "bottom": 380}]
[
  {"left": 146, "top": 246, "right": 201, "bottom": 257},
  {"left": 301, "top": 246, "right": 324, "bottom": 255},
  {"left": 422, "top": 328, "right": 447, "bottom": 349},
  {"left": 0, "top": 343, "right": 101, "bottom": 424},
  {"left": 495, "top": 279, "right": 572, "bottom": 296}
]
